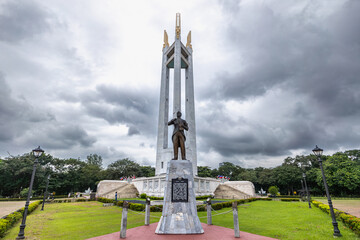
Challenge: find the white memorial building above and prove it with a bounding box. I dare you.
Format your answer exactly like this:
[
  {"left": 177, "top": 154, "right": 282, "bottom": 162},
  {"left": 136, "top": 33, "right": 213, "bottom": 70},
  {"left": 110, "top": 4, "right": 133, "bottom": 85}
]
[{"left": 96, "top": 14, "right": 255, "bottom": 200}]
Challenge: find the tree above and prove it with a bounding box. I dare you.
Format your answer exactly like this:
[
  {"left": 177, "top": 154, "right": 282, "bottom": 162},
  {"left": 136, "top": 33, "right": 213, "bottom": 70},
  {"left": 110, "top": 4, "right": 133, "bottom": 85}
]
[
  {"left": 105, "top": 158, "right": 140, "bottom": 179},
  {"left": 316, "top": 152, "right": 360, "bottom": 196},
  {"left": 86, "top": 154, "right": 103, "bottom": 167},
  {"left": 197, "top": 166, "right": 212, "bottom": 177},
  {"left": 268, "top": 186, "right": 279, "bottom": 196},
  {"left": 217, "top": 162, "right": 244, "bottom": 180},
  {"left": 273, "top": 164, "right": 302, "bottom": 195},
  {"left": 139, "top": 166, "right": 155, "bottom": 177}
]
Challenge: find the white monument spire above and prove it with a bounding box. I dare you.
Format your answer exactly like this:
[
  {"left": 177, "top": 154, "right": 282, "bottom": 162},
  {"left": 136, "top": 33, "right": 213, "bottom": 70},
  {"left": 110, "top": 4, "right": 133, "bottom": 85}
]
[{"left": 156, "top": 13, "right": 198, "bottom": 175}]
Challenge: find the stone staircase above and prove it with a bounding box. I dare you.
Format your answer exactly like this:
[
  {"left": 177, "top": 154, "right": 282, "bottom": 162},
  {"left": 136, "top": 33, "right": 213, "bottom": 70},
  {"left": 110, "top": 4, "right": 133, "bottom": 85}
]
[
  {"left": 97, "top": 182, "right": 139, "bottom": 199},
  {"left": 214, "top": 184, "right": 251, "bottom": 199}
]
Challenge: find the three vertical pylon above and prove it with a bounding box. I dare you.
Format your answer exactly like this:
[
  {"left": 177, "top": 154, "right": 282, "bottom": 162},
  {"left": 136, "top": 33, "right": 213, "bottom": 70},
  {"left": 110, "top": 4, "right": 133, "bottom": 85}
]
[{"left": 156, "top": 13, "right": 198, "bottom": 176}]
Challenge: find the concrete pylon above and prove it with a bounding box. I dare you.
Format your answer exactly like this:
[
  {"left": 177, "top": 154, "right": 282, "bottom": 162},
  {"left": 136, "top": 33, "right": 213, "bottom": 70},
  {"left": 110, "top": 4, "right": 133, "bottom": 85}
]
[{"left": 155, "top": 13, "right": 198, "bottom": 176}]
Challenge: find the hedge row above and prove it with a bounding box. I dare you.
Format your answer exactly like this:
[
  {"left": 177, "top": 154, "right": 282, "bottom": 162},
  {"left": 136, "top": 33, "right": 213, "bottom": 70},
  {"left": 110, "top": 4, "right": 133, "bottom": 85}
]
[
  {"left": 139, "top": 194, "right": 163, "bottom": 200},
  {"left": 0, "top": 200, "right": 41, "bottom": 237},
  {"left": 280, "top": 198, "right": 300, "bottom": 202},
  {"left": 51, "top": 199, "right": 91, "bottom": 203},
  {"left": 196, "top": 197, "right": 272, "bottom": 212},
  {"left": 278, "top": 195, "right": 301, "bottom": 199},
  {"left": 312, "top": 200, "right": 360, "bottom": 235},
  {"left": 98, "top": 197, "right": 276, "bottom": 213},
  {"left": 139, "top": 194, "right": 213, "bottom": 201},
  {"left": 0, "top": 195, "right": 68, "bottom": 201}
]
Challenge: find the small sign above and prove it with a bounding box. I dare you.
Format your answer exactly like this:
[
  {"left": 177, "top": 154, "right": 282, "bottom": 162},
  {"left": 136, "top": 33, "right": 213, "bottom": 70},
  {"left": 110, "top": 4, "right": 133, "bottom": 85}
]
[{"left": 172, "top": 178, "right": 188, "bottom": 202}]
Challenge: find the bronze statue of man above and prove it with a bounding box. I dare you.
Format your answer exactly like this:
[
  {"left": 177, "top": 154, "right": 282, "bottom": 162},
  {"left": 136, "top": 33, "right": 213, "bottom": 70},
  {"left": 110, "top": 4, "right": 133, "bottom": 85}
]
[{"left": 168, "top": 111, "right": 188, "bottom": 160}]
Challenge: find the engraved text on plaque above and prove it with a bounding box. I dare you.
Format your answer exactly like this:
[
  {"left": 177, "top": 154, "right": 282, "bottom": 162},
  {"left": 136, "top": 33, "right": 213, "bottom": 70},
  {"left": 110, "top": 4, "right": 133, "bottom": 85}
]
[{"left": 171, "top": 178, "right": 188, "bottom": 202}]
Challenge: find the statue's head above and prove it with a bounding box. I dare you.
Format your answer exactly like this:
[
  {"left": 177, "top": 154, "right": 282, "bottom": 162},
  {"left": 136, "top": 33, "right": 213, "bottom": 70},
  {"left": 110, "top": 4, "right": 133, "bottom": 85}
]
[{"left": 177, "top": 111, "right": 182, "bottom": 118}]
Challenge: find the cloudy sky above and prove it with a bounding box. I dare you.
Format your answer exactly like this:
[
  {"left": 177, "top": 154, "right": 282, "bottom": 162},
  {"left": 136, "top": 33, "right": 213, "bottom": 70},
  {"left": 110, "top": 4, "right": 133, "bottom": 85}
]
[{"left": 1, "top": 0, "right": 359, "bottom": 169}]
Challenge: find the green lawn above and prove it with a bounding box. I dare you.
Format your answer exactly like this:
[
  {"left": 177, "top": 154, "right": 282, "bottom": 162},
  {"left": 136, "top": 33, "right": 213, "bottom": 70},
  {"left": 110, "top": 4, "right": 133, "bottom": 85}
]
[
  {"left": 3, "top": 201, "right": 161, "bottom": 240},
  {"left": 3, "top": 201, "right": 360, "bottom": 240},
  {"left": 198, "top": 201, "right": 359, "bottom": 240}
]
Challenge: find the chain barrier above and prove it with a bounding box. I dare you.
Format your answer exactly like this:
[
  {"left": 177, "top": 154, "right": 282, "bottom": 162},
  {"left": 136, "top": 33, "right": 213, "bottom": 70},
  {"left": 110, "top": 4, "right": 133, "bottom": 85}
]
[
  {"left": 127, "top": 208, "right": 146, "bottom": 216},
  {"left": 198, "top": 209, "right": 233, "bottom": 218}
]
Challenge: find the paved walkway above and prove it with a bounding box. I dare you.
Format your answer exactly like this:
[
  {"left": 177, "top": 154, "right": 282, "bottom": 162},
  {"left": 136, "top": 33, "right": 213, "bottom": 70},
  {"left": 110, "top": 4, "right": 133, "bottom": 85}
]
[
  {"left": 0, "top": 201, "right": 33, "bottom": 218},
  {"left": 315, "top": 199, "right": 360, "bottom": 217},
  {"left": 87, "top": 223, "right": 278, "bottom": 240}
]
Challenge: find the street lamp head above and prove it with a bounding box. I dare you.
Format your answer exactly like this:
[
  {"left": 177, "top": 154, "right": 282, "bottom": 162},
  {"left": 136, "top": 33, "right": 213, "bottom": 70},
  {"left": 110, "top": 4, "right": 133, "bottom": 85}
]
[
  {"left": 312, "top": 145, "right": 323, "bottom": 157},
  {"left": 32, "top": 146, "right": 44, "bottom": 157},
  {"left": 302, "top": 172, "right": 306, "bottom": 178},
  {"left": 47, "top": 175, "right": 51, "bottom": 180}
]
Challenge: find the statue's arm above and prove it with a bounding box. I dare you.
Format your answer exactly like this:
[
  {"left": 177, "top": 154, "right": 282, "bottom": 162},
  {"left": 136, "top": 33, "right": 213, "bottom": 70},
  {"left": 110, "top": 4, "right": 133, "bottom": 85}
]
[
  {"left": 168, "top": 119, "right": 175, "bottom": 125},
  {"left": 183, "top": 121, "right": 189, "bottom": 131}
]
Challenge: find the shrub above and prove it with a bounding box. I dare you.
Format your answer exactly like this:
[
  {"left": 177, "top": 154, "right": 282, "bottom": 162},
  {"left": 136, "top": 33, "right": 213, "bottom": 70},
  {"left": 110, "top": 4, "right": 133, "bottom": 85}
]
[
  {"left": 148, "top": 196, "right": 163, "bottom": 200},
  {"left": 150, "top": 205, "right": 163, "bottom": 212},
  {"left": 129, "top": 203, "right": 145, "bottom": 211},
  {"left": 257, "top": 198, "right": 273, "bottom": 201},
  {"left": 197, "top": 205, "right": 206, "bottom": 211},
  {"left": 97, "top": 197, "right": 114, "bottom": 203},
  {"left": 268, "top": 186, "right": 279, "bottom": 196},
  {"left": 280, "top": 198, "right": 300, "bottom": 202},
  {"left": 312, "top": 200, "right": 360, "bottom": 236},
  {"left": 0, "top": 219, "right": 10, "bottom": 237},
  {"left": 196, "top": 195, "right": 212, "bottom": 200},
  {"left": 0, "top": 200, "right": 41, "bottom": 238},
  {"left": 140, "top": 193, "right": 147, "bottom": 199}
]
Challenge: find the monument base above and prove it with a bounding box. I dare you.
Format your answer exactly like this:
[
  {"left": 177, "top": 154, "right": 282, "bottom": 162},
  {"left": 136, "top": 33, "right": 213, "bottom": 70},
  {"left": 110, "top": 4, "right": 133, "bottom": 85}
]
[{"left": 155, "top": 160, "right": 204, "bottom": 234}]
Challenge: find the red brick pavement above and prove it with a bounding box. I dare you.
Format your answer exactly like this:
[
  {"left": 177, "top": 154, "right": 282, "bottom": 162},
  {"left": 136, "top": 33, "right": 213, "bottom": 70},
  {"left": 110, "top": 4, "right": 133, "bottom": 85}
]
[{"left": 86, "top": 222, "right": 278, "bottom": 240}]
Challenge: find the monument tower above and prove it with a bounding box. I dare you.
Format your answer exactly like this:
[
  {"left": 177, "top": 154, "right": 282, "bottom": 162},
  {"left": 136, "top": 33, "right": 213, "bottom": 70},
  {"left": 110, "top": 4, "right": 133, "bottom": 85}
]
[{"left": 155, "top": 13, "right": 198, "bottom": 176}]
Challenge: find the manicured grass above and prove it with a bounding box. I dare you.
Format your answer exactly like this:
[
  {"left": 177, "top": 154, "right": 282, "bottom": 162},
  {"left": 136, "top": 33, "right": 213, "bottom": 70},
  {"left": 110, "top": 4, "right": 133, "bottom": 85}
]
[
  {"left": 3, "top": 201, "right": 161, "bottom": 240},
  {"left": 198, "top": 201, "right": 360, "bottom": 240},
  {"left": 3, "top": 200, "right": 360, "bottom": 239}
]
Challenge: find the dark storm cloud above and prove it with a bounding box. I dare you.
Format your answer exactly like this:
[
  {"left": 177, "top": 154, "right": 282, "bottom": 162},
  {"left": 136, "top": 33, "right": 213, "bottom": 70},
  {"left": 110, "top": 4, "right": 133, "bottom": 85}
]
[
  {"left": 0, "top": 72, "right": 95, "bottom": 150},
  {"left": 128, "top": 126, "right": 140, "bottom": 136},
  {"left": 210, "top": 0, "right": 360, "bottom": 107},
  {"left": 194, "top": 0, "right": 360, "bottom": 161},
  {"left": 0, "top": 72, "right": 54, "bottom": 141},
  {"left": 0, "top": 0, "right": 52, "bottom": 43},
  {"left": 80, "top": 84, "right": 158, "bottom": 136},
  {"left": 43, "top": 124, "right": 96, "bottom": 149}
]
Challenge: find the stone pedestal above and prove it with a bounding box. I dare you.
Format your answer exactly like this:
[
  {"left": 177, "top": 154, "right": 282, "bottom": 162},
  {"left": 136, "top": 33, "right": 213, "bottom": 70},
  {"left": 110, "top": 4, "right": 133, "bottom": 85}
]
[{"left": 155, "top": 160, "right": 203, "bottom": 234}]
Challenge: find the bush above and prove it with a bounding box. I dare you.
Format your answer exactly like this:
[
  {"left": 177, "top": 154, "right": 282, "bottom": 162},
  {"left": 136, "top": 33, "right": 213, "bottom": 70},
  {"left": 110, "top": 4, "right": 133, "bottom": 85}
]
[
  {"left": 280, "top": 198, "right": 300, "bottom": 202},
  {"left": 97, "top": 197, "right": 115, "bottom": 203},
  {"left": 140, "top": 193, "right": 147, "bottom": 199},
  {"left": 0, "top": 219, "right": 10, "bottom": 237},
  {"left": 129, "top": 203, "right": 145, "bottom": 211},
  {"left": 0, "top": 195, "right": 68, "bottom": 201},
  {"left": 196, "top": 195, "right": 212, "bottom": 200},
  {"left": 279, "top": 195, "right": 300, "bottom": 198},
  {"left": 197, "top": 205, "right": 206, "bottom": 211},
  {"left": 0, "top": 200, "right": 41, "bottom": 237},
  {"left": 148, "top": 196, "right": 163, "bottom": 200},
  {"left": 312, "top": 200, "right": 360, "bottom": 235},
  {"left": 268, "top": 186, "right": 279, "bottom": 196},
  {"left": 150, "top": 205, "right": 163, "bottom": 212}
]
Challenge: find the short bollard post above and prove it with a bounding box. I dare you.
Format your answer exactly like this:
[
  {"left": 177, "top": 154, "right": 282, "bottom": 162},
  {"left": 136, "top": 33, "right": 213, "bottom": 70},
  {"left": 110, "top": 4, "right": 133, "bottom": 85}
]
[
  {"left": 145, "top": 197, "right": 150, "bottom": 226},
  {"left": 120, "top": 201, "right": 129, "bottom": 239},
  {"left": 206, "top": 198, "right": 212, "bottom": 225},
  {"left": 232, "top": 201, "right": 240, "bottom": 238}
]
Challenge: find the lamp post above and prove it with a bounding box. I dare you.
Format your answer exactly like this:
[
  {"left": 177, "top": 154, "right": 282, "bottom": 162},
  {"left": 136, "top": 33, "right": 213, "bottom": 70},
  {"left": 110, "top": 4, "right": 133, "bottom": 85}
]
[
  {"left": 312, "top": 145, "right": 341, "bottom": 237},
  {"left": 302, "top": 173, "right": 311, "bottom": 208},
  {"left": 16, "top": 146, "right": 44, "bottom": 240},
  {"left": 300, "top": 179, "right": 305, "bottom": 201},
  {"left": 41, "top": 175, "right": 50, "bottom": 211}
]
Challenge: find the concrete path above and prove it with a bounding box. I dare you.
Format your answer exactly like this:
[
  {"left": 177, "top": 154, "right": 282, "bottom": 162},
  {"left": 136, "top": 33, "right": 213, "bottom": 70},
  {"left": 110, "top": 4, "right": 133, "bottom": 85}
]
[
  {"left": 315, "top": 199, "right": 360, "bottom": 217},
  {"left": 0, "top": 201, "right": 33, "bottom": 218},
  {"left": 87, "top": 222, "right": 278, "bottom": 240}
]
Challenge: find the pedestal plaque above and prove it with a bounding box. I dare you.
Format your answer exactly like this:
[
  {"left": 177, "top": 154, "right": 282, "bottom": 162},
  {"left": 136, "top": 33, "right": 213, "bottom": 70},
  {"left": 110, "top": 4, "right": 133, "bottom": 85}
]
[
  {"left": 155, "top": 160, "right": 203, "bottom": 234},
  {"left": 172, "top": 178, "right": 188, "bottom": 202}
]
